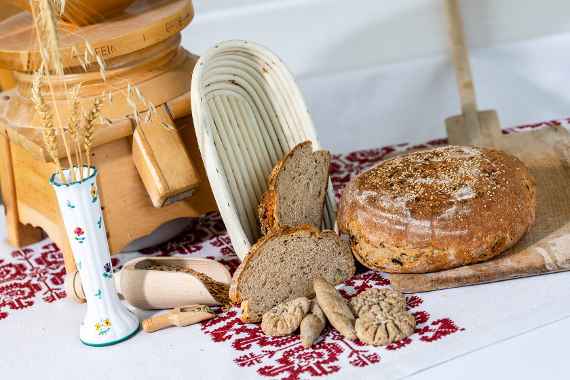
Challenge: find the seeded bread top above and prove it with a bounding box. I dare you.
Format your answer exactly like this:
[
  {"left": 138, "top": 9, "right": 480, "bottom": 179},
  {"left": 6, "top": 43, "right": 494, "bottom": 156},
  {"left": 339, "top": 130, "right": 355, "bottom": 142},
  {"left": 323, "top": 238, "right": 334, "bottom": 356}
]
[{"left": 356, "top": 146, "right": 510, "bottom": 219}]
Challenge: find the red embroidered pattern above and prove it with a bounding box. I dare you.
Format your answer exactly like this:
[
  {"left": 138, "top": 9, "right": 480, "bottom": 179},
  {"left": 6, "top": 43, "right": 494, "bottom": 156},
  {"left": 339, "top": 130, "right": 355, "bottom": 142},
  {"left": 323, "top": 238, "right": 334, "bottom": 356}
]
[
  {"left": 201, "top": 271, "right": 464, "bottom": 380},
  {"left": 0, "top": 243, "right": 65, "bottom": 319}
]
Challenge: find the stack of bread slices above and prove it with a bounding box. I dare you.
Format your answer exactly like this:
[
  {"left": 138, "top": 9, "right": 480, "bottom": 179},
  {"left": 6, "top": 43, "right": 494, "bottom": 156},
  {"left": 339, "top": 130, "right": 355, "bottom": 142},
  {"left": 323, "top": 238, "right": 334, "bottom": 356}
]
[{"left": 229, "top": 141, "right": 356, "bottom": 323}]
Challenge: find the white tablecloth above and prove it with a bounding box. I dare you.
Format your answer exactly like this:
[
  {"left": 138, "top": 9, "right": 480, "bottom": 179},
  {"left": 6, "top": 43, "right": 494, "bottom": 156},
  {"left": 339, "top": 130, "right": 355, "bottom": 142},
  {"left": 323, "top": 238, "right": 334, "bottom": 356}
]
[{"left": 2, "top": 123, "right": 570, "bottom": 380}]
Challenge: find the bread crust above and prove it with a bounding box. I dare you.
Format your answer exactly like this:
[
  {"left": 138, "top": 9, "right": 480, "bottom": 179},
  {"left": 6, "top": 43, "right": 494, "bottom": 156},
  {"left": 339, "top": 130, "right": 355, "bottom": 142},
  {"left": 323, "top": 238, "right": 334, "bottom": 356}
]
[
  {"left": 230, "top": 225, "right": 355, "bottom": 322},
  {"left": 337, "top": 146, "right": 536, "bottom": 273},
  {"left": 257, "top": 141, "right": 330, "bottom": 234},
  {"left": 257, "top": 190, "right": 278, "bottom": 235}
]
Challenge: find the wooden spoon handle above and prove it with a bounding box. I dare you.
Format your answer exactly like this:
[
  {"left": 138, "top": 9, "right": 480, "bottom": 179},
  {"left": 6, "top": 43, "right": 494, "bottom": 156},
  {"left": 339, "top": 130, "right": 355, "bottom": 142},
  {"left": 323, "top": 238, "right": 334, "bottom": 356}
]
[
  {"left": 142, "top": 314, "right": 174, "bottom": 333},
  {"left": 445, "top": 0, "right": 480, "bottom": 120}
]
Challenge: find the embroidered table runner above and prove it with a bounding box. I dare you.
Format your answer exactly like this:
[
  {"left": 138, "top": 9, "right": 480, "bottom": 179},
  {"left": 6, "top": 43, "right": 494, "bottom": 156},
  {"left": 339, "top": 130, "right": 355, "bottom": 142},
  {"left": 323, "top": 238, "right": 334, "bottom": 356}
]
[{"left": 2, "top": 120, "right": 570, "bottom": 380}]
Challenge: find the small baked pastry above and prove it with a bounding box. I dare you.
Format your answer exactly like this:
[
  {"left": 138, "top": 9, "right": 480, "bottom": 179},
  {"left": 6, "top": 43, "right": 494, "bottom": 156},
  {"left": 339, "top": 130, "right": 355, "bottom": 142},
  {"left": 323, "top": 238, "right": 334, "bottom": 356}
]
[
  {"left": 338, "top": 146, "right": 536, "bottom": 273},
  {"left": 351, "top": 288, "right": 415, "bottom": 346},
  {"left": 313, "top": 277, "right": 356, "bottom": 340},
  {"left": 261, "top": 297, "right": 311, "bottom": 336}
]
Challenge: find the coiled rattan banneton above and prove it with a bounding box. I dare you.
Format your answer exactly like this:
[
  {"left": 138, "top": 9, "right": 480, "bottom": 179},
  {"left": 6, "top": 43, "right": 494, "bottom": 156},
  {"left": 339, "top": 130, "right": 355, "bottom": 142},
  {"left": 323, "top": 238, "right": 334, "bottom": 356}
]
[{"left": 192, "top": 40, "right": 336, "bottom": 260}]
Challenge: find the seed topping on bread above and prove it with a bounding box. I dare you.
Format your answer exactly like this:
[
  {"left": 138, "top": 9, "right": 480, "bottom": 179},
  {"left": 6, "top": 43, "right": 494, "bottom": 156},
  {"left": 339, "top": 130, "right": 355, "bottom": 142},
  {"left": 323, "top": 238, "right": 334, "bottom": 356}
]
[{"left": 357, "top": 146, "right": 510, "bottom": 218}]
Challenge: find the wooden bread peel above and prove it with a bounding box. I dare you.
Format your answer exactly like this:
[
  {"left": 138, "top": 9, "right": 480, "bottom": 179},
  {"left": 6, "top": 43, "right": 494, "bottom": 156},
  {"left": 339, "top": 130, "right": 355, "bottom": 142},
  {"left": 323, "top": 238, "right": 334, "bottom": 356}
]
[
  {"left": 388, "top": 0, "right": 570, "bottom": 293},
  {"left": 142, "top": 305, "right": 215, "bottom": 333},
  {"left": 443, "top": 0, "right": 502, "bottom": 147}
]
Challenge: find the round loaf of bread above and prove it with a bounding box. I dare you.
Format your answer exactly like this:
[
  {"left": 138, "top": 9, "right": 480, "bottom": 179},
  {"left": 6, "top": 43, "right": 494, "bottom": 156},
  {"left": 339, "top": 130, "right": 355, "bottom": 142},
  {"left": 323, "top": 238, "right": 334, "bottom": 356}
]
[{"left": 337, "top": 146, "right": 536, "bottom": 273}]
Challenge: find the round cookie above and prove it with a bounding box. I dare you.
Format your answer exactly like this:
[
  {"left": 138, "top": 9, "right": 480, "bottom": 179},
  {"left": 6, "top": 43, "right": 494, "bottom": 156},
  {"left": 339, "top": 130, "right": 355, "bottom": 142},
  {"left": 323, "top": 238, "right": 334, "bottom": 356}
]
[
  {"left": 350, "top": 288, "right": 416, "bottom": 346},
  {"left": 337, "top": 146, "right": 536, "bottom": 273}
]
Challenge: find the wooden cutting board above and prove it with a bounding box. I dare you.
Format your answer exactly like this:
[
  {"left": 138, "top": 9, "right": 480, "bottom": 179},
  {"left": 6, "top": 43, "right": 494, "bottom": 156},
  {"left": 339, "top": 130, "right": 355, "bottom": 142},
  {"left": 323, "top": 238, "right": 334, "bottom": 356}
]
[{"left": 389, "top": 124, "right": 570, "bottom": 293}]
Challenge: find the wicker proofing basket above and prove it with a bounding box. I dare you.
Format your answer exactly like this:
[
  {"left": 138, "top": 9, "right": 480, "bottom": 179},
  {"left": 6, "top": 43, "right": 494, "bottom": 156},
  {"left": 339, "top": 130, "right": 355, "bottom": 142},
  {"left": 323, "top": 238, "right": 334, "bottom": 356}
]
[{"left": 191, "top": 40, "right": 336, "bottom": 260}]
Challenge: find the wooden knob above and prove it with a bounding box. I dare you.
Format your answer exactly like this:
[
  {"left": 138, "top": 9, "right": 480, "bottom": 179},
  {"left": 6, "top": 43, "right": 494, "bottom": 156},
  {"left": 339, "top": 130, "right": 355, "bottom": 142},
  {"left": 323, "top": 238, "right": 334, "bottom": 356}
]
[{"left": 142, "top": 314, "right": 174, "bottom": 333}]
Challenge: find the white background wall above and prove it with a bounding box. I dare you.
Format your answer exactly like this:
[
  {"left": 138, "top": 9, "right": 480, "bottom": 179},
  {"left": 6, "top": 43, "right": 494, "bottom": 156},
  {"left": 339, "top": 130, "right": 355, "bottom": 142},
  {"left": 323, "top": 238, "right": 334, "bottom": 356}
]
[
  {"left": 183, "top": 0, "right": 570, "bottom": 152},
  {"left": 189, "top": 0, "right": 570, "bottom": 77}
]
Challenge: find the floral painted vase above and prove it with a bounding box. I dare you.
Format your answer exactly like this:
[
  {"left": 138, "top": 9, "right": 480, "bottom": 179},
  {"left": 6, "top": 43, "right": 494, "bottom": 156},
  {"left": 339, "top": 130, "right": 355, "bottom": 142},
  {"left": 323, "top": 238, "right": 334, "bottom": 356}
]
[{"left": 50, "top": 167, "right": 139, "bottom": 347}]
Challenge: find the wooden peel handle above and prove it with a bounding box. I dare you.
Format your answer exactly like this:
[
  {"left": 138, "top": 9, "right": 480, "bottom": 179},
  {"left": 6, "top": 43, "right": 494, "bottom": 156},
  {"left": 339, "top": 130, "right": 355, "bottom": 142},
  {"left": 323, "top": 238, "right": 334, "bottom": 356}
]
[
  {"left": 445, "top": 0, "right": 478, "bottom": 117},
  {"left": 142, "top": 314, "right": 174, "bottom": 333}
]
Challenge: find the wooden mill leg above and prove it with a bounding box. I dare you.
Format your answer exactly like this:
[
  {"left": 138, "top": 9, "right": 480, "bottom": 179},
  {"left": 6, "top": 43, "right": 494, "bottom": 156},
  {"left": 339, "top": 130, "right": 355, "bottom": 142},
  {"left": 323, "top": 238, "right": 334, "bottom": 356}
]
[{"left": 0, "top": 130, "right": 43, "bottom": 247}]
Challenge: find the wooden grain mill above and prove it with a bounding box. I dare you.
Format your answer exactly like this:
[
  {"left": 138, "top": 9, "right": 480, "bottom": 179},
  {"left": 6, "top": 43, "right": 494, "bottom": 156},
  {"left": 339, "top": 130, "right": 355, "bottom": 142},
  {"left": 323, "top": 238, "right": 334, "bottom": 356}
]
[{"left": 0, "top": 0, "right": 217, "bottom": 273}]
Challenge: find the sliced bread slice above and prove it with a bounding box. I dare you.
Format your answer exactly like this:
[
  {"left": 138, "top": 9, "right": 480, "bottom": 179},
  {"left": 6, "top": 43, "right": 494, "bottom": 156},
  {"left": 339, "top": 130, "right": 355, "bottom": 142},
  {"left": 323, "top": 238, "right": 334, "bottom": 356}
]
[
  {"left": 257, "top": 141, "right": 331, "bottom": 234},
  {"left": 229, "top": 225, "right": 355, "bottom": 323}
]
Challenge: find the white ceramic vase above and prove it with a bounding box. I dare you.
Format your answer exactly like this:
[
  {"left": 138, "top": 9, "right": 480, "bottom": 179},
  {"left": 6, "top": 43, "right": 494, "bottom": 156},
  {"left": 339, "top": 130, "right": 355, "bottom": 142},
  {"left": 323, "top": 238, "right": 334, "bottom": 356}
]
[{"left": 51, "top": 167, "right": 139, "bottom": 347}]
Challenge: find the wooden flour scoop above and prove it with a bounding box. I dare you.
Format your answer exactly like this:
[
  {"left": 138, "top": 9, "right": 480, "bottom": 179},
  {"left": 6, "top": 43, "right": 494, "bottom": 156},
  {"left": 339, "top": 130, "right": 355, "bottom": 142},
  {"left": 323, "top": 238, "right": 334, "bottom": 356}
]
[
  {"left": 389, "top": 0, "right": 570, "bottom": 293},
  {"left": 65, "top": 257, "right": 232, "bottom": 308}
]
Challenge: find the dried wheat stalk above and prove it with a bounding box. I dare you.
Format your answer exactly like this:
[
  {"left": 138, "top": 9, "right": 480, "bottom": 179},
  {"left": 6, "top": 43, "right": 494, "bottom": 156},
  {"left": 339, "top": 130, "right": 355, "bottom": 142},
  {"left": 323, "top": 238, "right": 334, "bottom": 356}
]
[
  {"left": 31, "top": 0, "right": 76, "bottom": 181},
  {"left": 31, "top": 68, "right": 65, "bottom": 183},
  {"left": 49, "top": 0, "right": 66, "bottom": 16},
  {"left": 30, "top": 0, "right": 151, "bottom": 183}
]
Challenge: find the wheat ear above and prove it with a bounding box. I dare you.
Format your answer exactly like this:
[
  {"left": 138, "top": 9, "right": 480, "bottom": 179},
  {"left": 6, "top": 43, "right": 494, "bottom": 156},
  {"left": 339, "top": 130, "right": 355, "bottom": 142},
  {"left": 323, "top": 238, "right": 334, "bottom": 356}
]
[
  {"left": 83, "top": 97, "right": 102, "bottom": 169},
  {"left": 67, "top": 84, "right": 83, "bottom": 180},
  {"left": 31, "top": 69, "right": 65, "bottom": 183}
]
